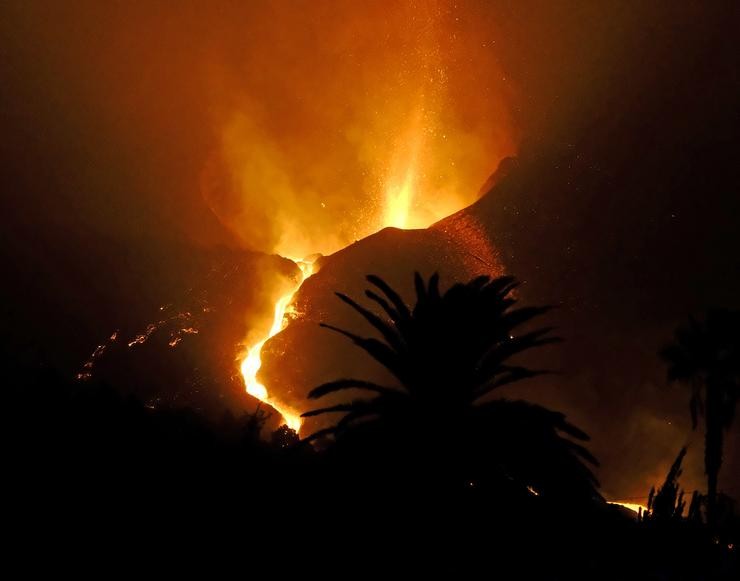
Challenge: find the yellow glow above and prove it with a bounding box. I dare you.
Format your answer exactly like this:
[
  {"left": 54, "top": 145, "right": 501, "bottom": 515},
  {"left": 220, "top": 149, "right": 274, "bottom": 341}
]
[
  {"left": 384, "top": 167, "right": 416, "bottom": 229},
  {"left": 240, "top": 259, "right": 316, "bottom": 433},
  {"left": 381, "top": 107, "right": 425, "bottom": 231},
  {"left": 608, "top": 501, "right": 648, "bottom": 515}
]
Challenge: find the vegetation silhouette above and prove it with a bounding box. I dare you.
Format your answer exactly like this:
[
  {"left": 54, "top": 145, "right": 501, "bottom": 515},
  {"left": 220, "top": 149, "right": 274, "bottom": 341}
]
[
  {"left": 636, "top": 446, "right": 739, "bottom": 580},
  {"left": 642, "top": 447, "right": 689, "bottom": 522},
  {"left": 303, "top": 273, "right": 600, "bottom": 503},
  {"left": 3, "top": 275, "right": 738, "bottom": 577},
  {"left": 661, "top": 309, "right": 740, "bottom": 527}
]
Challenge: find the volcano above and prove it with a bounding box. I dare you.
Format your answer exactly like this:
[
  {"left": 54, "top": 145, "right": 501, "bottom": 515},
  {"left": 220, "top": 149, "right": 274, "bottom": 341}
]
[
  {"left": 77, "top": 163, "right": 511, "bottom": 430},
  {"left": 73, "top": 145, "right": 740, "bottom": 504},
  {"left": 257, "top": 163, "right": 515, "bottom": 433}
]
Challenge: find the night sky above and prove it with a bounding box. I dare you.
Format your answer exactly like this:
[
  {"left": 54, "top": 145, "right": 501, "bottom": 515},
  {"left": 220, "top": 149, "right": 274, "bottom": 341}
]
[{"left": 1, "top": 1, "right": 738, "bottom": 500}]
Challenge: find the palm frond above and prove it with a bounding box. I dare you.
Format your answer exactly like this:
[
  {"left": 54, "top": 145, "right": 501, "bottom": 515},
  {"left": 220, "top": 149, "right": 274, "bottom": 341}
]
[
  {"left": 563, "top": 439, "right": 599, "bottom": 466},
  {"left": 468, "top": 275, "right": 491, "bottom": 290},
  {"left": 413, "top": 272, "right": 427, "bottom": 303},
  {"left": 334, "top": 292, "right": 404, "bottom": 351},
  {"left": 473, "top": 366, "right": 550, "bottom": 400},
  {"left": 477, "top": 328, "right": 561, "bottom": 373},
  {"left": 500, "top": 305, "right": 553, "bottom": 332},
  {"left": 301, "top": 403, "right": 359, "bottom": 417},
  {"left": 481, "top": 275, "right": 518, "bottom": 298},
  {"left": 366, "top": 274, "right": 410, "bottom": 321},
  {"left": 308, "top": 379, "right": 400, "bottom": 400},
  {"left": 365, "top": 290, "right": 400, "bottom": 322},
  {"left": 320, "top": 323, "right": 406, "bottom": 383}
]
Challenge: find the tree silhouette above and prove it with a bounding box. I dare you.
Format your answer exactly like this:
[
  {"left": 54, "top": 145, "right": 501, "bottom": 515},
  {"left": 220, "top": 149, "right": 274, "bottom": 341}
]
[
  {"left": 303, "top": 273, "right": 599, "bottom": 501},
  {"left": 643, "top": 447, "right": 688, "bottom": 522},
  {"left": 660, "top": 309, "right": 740, "bottom": 527}
]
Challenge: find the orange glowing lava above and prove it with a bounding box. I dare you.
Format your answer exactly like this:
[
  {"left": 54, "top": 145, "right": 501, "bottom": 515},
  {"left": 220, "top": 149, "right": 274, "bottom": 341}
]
[
  {"left": 240, "top": 259, "right": 316, "bottom": 432},
  {"left": 608, "top": 501, "right": 648, "bottom": 515}
]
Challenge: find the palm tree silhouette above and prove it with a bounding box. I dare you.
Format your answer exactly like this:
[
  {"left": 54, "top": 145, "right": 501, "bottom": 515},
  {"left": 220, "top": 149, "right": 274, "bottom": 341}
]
[
  {"left": 303, "top": 273, "right": 599, "bottom": 501},
  {"left": 660, "top": 309, "right": 740, "bottom": 527}
]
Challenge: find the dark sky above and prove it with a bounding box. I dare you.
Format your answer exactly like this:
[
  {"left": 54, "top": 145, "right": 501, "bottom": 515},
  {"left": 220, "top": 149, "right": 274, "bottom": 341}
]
[{"left": 1, "top": 1, "right": 738, "bottom": 499}]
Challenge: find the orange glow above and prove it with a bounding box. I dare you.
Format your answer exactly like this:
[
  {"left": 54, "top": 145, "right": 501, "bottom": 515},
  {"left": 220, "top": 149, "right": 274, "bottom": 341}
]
[
  {"left": 608, "top": 501, "right": 648, "bottom": 515},
  {"left": 203, "top": 3, "right": 515, "bottom": 259},
  {"left": 240, "top": 259, "right": 316, "bottom": 432},
  {"left": 229, "top": 3, "right": 515, "bottom": 433},
  {"left": 382, "top": 110, "right": 424, "bottom": 230},
  {"left": 384, "top": 166, "right": 416, "bottom": 230}
]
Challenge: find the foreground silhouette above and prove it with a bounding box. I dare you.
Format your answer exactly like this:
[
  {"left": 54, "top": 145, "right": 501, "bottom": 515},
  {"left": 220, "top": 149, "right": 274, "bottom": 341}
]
[
  {"left": 661, "top": 309, "right": 740, "bottom": 528},
  {"left": 3, "top": 275, "right": 738, "bottom": 578},
  {"left": 303, "top": 273, "right": 599, "bottom": 502}
]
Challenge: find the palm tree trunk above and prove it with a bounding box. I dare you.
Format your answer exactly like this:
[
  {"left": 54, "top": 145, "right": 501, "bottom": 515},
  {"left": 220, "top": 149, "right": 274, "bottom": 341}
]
[{"left": 704, "top": 381, "right": 723, "bottom": 529}]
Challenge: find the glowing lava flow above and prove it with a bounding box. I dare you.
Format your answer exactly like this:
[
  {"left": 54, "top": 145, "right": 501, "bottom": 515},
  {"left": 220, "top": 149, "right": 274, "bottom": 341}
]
[
  {"left": 240, "top": 259, "right": 316, "bottom": 432},
  {"left": 608, "top": 501, "right": 648, "bottom": 516}
]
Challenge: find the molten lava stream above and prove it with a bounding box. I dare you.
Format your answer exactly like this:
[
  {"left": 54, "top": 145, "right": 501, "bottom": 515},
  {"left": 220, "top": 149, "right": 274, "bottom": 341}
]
[{"left": 240, "top": 258, "right": 316, "bottom": 433}]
